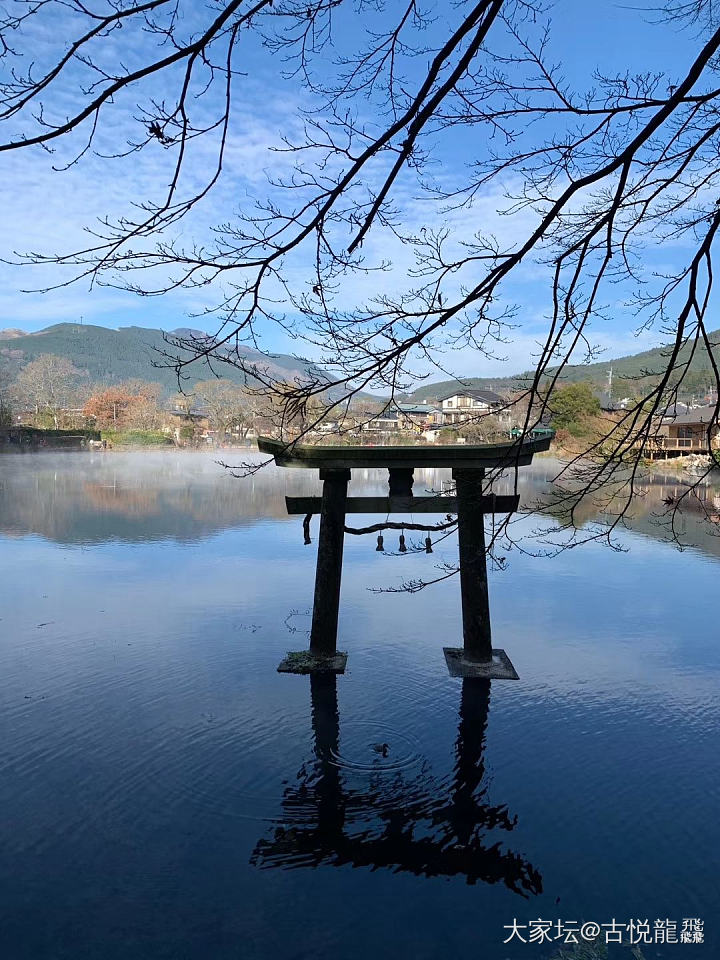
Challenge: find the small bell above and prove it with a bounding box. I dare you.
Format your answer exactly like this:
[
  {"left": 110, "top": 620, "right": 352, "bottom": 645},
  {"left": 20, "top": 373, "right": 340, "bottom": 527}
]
[
  {"left": 398, "top": 532, "right": 407, "bottom": 553},
  {"left": 424, "top": 536, "right": 433, "bottom": 554},
  {"left": 376, "top": 534, "right": 384, "bottom": 552}
]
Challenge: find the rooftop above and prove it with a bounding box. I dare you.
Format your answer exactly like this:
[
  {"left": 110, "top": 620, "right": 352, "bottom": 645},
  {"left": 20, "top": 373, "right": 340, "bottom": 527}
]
[
  {"left": 665, "top": 404, "right": 719, "bottom": 426},
  {"left": 439, "top": 388, "right": 504, "bottom": 404}
]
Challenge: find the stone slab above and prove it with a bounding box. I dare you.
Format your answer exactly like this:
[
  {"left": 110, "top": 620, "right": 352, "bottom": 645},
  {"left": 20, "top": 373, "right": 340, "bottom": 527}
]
[
  {"left": 443, "top": 647, "right": 519, "bottom": 680},
  {"left": 277, "top": 651, "right": 348, "bottom": 675}
]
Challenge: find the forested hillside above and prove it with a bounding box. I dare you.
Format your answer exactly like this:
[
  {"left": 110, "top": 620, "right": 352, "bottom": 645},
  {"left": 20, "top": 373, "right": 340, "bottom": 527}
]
[
  {"left": 407, "top": 334, "right": 720, "bottom": 403},
  {"left": 0, "top": 323, "right": 325, "bottom": 395}
]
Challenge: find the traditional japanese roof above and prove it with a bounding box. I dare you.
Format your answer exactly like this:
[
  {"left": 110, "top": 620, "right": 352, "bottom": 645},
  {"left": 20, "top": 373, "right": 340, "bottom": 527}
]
[
  {"left": 395, "top": 402, "right": 439, "bottom": 415},
  {"left": 665, "top": 404, "right": 719, "bottom": 426},
  {"left": 438, "top": 388, "right": 504, "bottom": 404}
]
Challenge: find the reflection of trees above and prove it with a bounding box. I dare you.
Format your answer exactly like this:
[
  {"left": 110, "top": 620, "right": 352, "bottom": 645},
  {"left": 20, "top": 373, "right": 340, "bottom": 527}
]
[
  {"left": 3, "top": 454, "right": 720, "bottom": 559},
  {"left": 0, "top": 457, "right": 470, "bottom": 544},
  {"left": 493, "top": 463, "right": 720, "bottom": 557},
  {"left": 83, "top": 482, "right": 161, "bottom": 517},
  {"left": 0, "top": 454, "right": 318, "bottom": 542},
  {"left": 251, "top": 675, "right": 542, "bottom": 895}
]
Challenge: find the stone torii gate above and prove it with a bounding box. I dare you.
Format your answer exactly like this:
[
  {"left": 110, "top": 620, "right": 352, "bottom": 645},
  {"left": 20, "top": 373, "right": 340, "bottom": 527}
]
[{"left": 258, "top": 435, "right": 552, "bottom": 679}]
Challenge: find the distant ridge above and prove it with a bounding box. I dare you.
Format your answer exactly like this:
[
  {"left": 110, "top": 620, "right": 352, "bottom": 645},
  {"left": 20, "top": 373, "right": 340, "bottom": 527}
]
[
  {"left": 407, "top": 333, "right": 720, "bottom": 402},
  {"left": 0, "top": 322, "right": 328, "bottom": 396},
  {"left": 2, "top": 321, "right": 718, "bottom": 402}
]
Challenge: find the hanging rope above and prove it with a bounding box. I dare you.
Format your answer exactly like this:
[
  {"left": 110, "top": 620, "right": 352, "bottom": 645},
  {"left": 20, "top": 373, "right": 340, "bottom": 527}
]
[
  {"left": 343, "top": 518, "right": 456, "bottom": 535},
  {"left": 299, "top": 514, "right": 456, "bottom": 543}
]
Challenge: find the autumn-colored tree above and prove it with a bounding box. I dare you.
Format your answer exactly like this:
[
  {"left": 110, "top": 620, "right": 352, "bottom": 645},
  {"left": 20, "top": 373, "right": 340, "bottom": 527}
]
[
  {"left": 115, "top": 380, "right": 163, "bottom": 430},
  {"left": 84, "top": 387, "right": 139, "bottom": 429}
]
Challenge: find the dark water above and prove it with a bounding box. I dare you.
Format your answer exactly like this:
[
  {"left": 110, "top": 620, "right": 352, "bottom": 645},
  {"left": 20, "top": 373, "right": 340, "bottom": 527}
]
[{"left": 1, "top": 451, "right": 718, "bottom": 959}]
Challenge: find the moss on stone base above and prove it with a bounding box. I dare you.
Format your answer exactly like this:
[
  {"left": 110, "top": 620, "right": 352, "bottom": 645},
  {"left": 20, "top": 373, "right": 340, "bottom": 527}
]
[{"left": 277, "top": 650, "right": 348, "bottom": 674}]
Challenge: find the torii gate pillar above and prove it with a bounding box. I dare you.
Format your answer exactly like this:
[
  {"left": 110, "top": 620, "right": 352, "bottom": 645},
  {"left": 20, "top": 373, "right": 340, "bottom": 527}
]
[
  {"left": 443, "top": 469, "right": 519, "bottom": 680},
  {"left": 309, "top": 469, "right": 350, "bottom": 667},
  {"left": 454, "top": 469, "right": 493, "bottom": 661}
]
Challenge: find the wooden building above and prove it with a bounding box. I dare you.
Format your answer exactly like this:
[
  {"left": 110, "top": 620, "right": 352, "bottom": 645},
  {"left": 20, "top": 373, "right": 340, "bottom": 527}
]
[
  {"left": 439, "top": 389, "right": 504, "bottom": 425},
  {"left": 644, "top": 405, "right": 720, "bottom": 459}
]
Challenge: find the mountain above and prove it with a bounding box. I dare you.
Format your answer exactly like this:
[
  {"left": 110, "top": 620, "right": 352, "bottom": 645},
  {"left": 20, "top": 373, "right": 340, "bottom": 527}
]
[
  {"left": 0, "top": 323, "right": 328, "bottom": 396},
  {"left": 407, "top": 333, "right": 720, "bottom": 403},
  {"left": 3, "top": 321, "right": 718, "bottom": 405}
]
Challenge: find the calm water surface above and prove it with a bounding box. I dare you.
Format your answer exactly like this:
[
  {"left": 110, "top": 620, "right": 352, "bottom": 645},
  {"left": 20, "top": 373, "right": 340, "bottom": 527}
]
[{"left": 1, "top": 451, "right": 718, "bottom": 959}]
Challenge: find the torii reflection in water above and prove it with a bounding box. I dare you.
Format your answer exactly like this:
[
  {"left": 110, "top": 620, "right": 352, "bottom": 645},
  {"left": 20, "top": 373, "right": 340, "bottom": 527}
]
[{"left": 251, "top": 676, "right": 542, "bottom": 895}]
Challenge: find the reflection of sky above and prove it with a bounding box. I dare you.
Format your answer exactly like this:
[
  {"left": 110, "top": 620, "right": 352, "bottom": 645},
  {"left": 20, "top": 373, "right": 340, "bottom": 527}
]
[{"left": 1, "top": 452, "right": 719, "bottom": 958}]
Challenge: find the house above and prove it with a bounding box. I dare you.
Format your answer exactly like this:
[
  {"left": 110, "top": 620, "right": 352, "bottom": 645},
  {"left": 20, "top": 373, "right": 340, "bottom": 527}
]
[
  {"left": 439, "top": 389, "right": 505, "bottom": 425},
  {"left": 395, "top": 403, "right": 442, "bottom": 430},
  {"left": 160, "top": 406, "right": 211, "bottom": 443},
  {"left": 644, "top": 405, "right": 720, "bottom": 458},
  {"left": 362, "top": 402, "right": 442, "bottom": 434},
  {"left": 362, "top": 408, "right": 401, "bottom": 433},
  {"left": 598, "top": 391, "right": 634, "bottom": 412}
]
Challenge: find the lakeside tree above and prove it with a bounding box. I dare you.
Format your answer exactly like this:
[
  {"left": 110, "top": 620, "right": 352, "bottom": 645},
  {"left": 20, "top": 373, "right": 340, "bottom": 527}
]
[
  {"left": 548, "top": 383, "right": 602, "bottom": 434},
  {"left": 84, "top": 387, "right": 141, "bottom": 429},
  {"left": 11, "top": 355, "right": 87, "bottom": 429},
  {"left": 193, "top": 379, "right": 256, "bottom": 442},
  {"left": 84, "top": 381, "right": 165, "bottom": 430},
  {"left": 0, "top": 363, "right": 12, "bottom": 428},
  {"left": 5, "top": 1, "right": 720, "bottom": 542},
  {"left": 115, "top": 380, "right": 163, "bottom": 430}
]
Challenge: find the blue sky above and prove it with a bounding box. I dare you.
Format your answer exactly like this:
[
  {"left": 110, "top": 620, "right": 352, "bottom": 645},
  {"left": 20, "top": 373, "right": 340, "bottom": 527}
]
[{"left": 0, "top": 1, "right": 706, "bottom": 378}]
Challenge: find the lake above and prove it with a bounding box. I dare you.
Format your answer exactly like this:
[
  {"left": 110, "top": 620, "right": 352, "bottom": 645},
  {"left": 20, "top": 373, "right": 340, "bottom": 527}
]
[{"left": 1, "top": 450, "right": 718, "bottom": 959}]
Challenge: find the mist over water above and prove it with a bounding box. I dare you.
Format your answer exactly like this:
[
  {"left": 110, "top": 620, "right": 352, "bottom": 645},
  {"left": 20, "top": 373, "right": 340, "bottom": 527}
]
[{"left": 1, "top": 450, "right": 719, "bottom": 959}]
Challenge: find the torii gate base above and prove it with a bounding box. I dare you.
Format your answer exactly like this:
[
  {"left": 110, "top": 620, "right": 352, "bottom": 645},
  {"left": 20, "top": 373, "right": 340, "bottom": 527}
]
[
  {"left": 260, "top": 436, "right": 553, "bottom": 679},
  {"left": 443, "top": 648, "right": 519, "bottom": 680}
]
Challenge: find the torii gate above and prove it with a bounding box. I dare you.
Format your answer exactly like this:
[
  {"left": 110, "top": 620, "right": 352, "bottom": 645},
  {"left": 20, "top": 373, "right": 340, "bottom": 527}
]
[{"left": 258, "top": 435, "right": 552, "bottom": 679}]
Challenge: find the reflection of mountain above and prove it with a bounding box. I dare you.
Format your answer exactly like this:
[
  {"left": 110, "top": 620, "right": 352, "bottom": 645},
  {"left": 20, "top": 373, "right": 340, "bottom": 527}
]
[
  {"left": 0, "top": 453, "right": 455, "bottom": 545},
  {"left": 0, "top": 452, "right": 309, "bottom": 543},
  {"left": 3, "top": 450, "right": 720, "bottom": 558},
  {"left": 572, "top": 471, "right": 720, "bottom": 558},
  {"left": 251, "top": 675, "right": 543, "bottom": 894},
  {"left": 491, "top": 460, "right": 720, "bottom": 559},
  {"left": 619, "top": 475, "right": 720, "bottom": 557}
]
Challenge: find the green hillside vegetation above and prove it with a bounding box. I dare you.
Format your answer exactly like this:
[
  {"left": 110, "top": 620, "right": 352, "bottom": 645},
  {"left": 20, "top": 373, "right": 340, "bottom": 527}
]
[
  {"left": 3, "top": 322, "right": 719, "bottom": 409},
  {"left": 407, "top": 333, "right": 720, "bottom": 403},
  {"left": 0, "top": 323, "right": 327, "bottom": 397}
]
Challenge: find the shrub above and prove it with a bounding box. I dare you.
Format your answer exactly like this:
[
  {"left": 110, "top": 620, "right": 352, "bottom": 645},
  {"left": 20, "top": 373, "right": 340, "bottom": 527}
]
[{"left": 101, "top": 429, "right": 173, "bottom": 446}]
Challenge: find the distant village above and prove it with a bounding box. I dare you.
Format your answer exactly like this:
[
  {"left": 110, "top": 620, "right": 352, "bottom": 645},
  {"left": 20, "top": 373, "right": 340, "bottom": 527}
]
[
  {"left": 1, "top": 378, "right": 530, "bottom": 449},
  {"left": 1, "top": 351, "right": 719, "bottom": 460}
]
